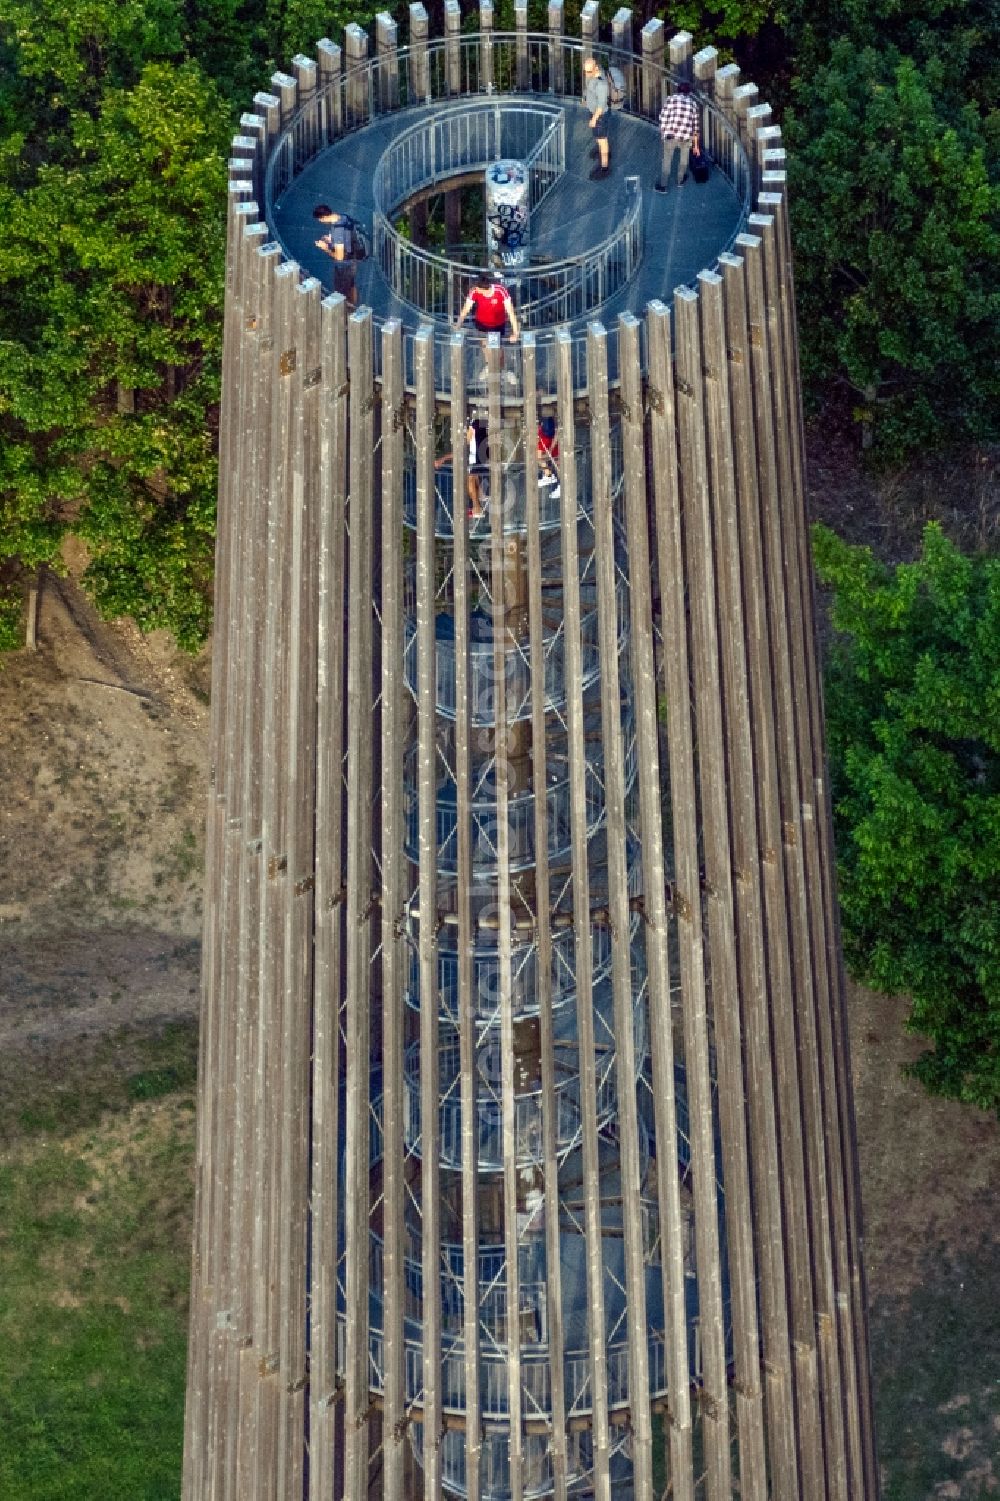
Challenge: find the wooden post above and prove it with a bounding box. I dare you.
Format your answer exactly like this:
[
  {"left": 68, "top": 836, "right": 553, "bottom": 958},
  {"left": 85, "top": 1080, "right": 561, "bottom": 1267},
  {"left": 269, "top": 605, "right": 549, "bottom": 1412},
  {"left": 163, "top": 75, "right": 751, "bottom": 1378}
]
[
  {"left": 445, "top": 0, "right": 463, "bottom": 96},
  {"left": 555, "top": 327, "right": 611, "bottom": 1501},
  {"left": 611, "top": 8, "right": 634, "bottom": 107},
  {"left": 380, "top": 318, "right": 408, "bottom": 1501},
  {"left": 744, "top": 213, "right": 830, "bottom": 1500},
  {"left": 307, "top": 291, "right": 349, "bottom": 1501},
  {"left": 716, "top": 241, "right": 801, "bottom": 1501},
  {"left": 581, "top": 0, "right": 599, "bottom": 57},
  {"left": 588, "top": 322, "right": 652, "bottom": 1501},
  {"left": 344, "top": 306, "right": 375, "bottom": 1501},
  {"left": 480, "top": 0, "right": 494, "bottom": 93},
  {"left": 639, "top": 18, "right": 664, "bottom": 120},
  {"left": 376, "top": 12, "right": 399, "bottom": 113},
  {"left": 408, "top": 3, "right": 429, "bottom": 104},
  {"left": 515, "top": 0, "right": 530, "bottom": 90},
  {"left": 548, "top": 0, "right": 565, "bottom": 95},
  {"left": 344, "top": 24, "right": 370, "bottom": 129},
  {"left": 668, "top": 29, "right": 693, "bottom": 84},
  {"left": 693, "top": 267, "right": 777, "bottom": 1501},
  {"left": 414, "top": 325, "right": 442, "bottom": 1501},
  {"left": 693, "top": 45, "right": 717, "bottom": 98},
  {"left": 450, "top": 331, "right": 482, "bottom": 1501},
  {"left": 291, "top": 54, "right": 317, "bottom": 163},
  {"left": 667, "top": 287, "right": 736, "bottom": 1501},
  {"left": 316, "top": 38, "right": 342, "bottom": 143},
  {"left": 444, "top": 190, "right": 462, "bottom": 250},
  {"left": 522, "top": 330, "right": 569, "bottom": 1501},
  {"left": 274, "top": 273, "right": 321, "bottom": 1500}
]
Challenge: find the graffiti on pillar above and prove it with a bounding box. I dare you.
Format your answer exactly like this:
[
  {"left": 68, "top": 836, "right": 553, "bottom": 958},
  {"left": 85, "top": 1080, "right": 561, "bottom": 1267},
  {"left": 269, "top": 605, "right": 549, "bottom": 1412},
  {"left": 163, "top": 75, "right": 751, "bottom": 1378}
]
[{"left": 485, "top": 160, "right": 530, "bottom": 267}]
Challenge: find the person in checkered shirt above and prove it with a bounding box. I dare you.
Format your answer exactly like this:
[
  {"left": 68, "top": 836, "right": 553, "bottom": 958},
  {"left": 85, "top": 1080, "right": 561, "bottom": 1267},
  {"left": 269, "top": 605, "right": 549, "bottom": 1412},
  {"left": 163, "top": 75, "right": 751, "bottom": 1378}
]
[{"left": 656, "top": 82, "right": 700, "bottom": 193}]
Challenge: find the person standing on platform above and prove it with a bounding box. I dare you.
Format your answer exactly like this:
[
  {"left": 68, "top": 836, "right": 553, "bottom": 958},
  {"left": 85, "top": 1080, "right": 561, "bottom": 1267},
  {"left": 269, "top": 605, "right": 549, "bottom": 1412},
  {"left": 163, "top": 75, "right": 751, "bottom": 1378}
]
[
  {"left": 313, "top": 204, "right": 365, "bottom": 304},
  {"left": 583, "top": 57, "right": 611, "bottom": 180},
  {"left": 656, "top": 82, "right": 700, "bottom": 193}
]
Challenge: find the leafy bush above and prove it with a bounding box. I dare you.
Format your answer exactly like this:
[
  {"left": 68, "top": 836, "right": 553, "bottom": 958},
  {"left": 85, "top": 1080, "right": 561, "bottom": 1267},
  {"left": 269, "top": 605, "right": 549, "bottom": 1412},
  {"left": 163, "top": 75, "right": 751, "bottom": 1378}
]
[
  {"left": 815, "top": 521, "right": 1000, "bottom": 1112},
  {"left": 786, "top": 43, "right": 1000, "bottom": 460}
]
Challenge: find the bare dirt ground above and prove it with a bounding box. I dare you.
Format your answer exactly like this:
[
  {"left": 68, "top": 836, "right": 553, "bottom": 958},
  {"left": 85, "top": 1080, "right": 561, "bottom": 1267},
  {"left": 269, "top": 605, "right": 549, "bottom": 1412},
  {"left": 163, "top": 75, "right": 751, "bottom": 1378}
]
[
  {"left": 1, "top": 433, "right": 998, "bottom": 1493},
  {"left": 0, "top": 568, "right": 208, "bottom": 1052}
]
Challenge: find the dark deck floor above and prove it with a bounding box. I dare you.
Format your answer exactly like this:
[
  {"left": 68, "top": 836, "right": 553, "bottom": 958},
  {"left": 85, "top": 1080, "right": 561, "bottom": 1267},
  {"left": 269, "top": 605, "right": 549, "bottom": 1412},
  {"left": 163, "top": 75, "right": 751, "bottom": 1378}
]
[{"left": 269, "top": 98, "right": 745, "bottom": 336}]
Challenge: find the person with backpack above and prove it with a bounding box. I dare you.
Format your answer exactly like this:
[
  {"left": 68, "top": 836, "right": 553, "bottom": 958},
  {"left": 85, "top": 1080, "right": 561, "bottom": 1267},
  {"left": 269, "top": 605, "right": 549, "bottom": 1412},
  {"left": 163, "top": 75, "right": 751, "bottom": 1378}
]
[
  {"left": 583, "top": 57, "right": 612, "bottom": 180},
  {"left": 656, "top": 82, "right": 701, "bottom": 194},
  {"left": 313, "top": 203, "right": 366, "bottom": 303}
]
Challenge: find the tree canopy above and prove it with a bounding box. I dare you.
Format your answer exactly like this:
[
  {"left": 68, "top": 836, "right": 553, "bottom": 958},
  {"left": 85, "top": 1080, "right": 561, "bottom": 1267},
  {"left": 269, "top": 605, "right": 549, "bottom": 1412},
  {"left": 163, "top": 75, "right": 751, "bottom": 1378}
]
[
  {"left": 815, "top": 521, "right": 1000, "bottom": 1113},
  {"left": 0, "top": 0, "right": 997, "bottom": 648},
  {"left": 786, "top": 41, "right": 1000, "bottom": 460}
]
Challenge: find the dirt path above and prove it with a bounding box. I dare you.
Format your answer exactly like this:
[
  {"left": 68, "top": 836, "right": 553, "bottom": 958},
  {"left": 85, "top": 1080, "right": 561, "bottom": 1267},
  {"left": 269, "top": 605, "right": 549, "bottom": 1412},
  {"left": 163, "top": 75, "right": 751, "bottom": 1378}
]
[{"left": 0, "top": 569, "right": 209, "bottom": 1051}]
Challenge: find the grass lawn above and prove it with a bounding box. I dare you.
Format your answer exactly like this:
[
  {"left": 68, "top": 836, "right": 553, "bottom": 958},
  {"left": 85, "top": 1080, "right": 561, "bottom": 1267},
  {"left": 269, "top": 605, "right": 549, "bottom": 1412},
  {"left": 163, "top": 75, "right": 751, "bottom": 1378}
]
[
  {"left": 1, "top": 1010, "right": 998, "bottom": 1498},
  {"left": 0, "top": 1023, "right": 197, "bottom": 1501}
]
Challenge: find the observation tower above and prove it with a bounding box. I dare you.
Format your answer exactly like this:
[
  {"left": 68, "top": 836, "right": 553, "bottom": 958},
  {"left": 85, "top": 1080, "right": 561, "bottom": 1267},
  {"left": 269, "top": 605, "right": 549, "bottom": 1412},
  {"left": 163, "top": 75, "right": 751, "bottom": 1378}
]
[{"left": 183, "top": 9, "right": 879, "bottom": 1501}]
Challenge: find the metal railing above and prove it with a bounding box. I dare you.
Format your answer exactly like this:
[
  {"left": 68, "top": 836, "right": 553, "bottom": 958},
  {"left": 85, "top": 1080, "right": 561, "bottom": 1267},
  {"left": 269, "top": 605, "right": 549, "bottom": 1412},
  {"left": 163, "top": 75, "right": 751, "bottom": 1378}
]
[
  {"left": 369, "top": 96, "right": 642, "bottom": 327},
  {"left": 260, "top": 31, "right": 754, "bottom": 394}
]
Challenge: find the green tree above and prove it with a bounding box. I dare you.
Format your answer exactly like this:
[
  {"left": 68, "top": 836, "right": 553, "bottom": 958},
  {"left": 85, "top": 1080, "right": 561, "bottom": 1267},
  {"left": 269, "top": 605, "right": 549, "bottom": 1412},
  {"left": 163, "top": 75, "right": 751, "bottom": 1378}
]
[
  {"left": 814, "top": 521, "right": 1000, "bottom": 1113},
  {"left": 786, "top": 42, "right": 1000, "bottom": 459},
  {"left": 0, "top": 4, "right": 231, "bottom": 646}
]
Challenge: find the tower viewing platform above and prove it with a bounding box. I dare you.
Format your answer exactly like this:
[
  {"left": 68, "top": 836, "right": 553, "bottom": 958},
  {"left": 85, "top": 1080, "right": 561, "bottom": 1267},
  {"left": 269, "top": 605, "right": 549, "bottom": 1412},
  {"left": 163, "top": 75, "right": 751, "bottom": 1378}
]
[{"left": 185, "top": 7, "right": 880, "bottom": 1501}]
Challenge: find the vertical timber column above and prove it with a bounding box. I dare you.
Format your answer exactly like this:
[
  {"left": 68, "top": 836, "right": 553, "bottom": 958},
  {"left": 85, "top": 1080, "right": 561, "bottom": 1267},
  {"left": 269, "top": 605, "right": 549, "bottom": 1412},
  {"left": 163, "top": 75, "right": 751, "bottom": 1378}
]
[
  {"left": 671, "top": 287, "right": 734, "bottom": 1501},
  {"left": 515, "top": 0, "right": 530, "bottom": 90},
  {"left": 376, "top": 12, "right": 399, "bottom": 113},
  {"left": 254, "top": 256, "right": 300, "bottom": 1501},
  {"left": 309, "top": 291, "right": 350, "bottom": 1501},
  {"left": 344, "top": 24, "right": 370, "bottom": 130},
  {"left": 555, "top": 328, "right": 611, "bottom": 1501},
  {"left": 612, "top": 9, "right": 634, "bottom": 111},
  {"left": 757, "top": 190, "right": 857, "bottom": 1499},
  {"left": 622, "top": 311, "right": 693, "bottom": 1497},
  {"left": 380, "top": 319, "right": 408, "bottom": 1501},
  {"left": 409, "top": 4, "right": 429, "bottom": 103},
  {"left": 694, "top": 268, "right": 779, "bottom": 1501},
  {"left": 548, "top": 0, "right": 565, "bottom": 95},
  {"left": 668, "top": 29, "right": 693, "bottom": 84},
  {"left": 644, "top": 304, "right": 695, "bottom": 1501},
  {"left": 276, "top": 274, "right": 323, "bottom": 1500},
  {"left": 581, "top": 0, "right": 599, "bottom": 60},
  {"left": 414, "top": 326, "right": 443, "bottom": 1501},
  {"left": 480, "top": 0, "right": 494, "bottom": 92},
  {"left": 714, "top": 64, "right": 740, "bottom": 186},
  {"left": 589, "top": 322, "right": 652, "bottom": 1501},
  {"left": 649, "top": 293, "right": 729, "bottom": 1501},
  {"left": 522, "top": 331, "right": 569, "bottom": 1501},
  {"left": 291, "top": 55, "right": 317, "bottom": 163},
  {"left": 711, "top": 246, "right": 801, "bottom": 1501},
  {"left": 234, "top": 235, "right": 279, "bottom": 1498},
  {"left": 745, "top": 210, "right": 829, "bottom": 1501},
  {"left": 450, "top": 332, "right": 482, "bottom": 1501},
  {"left": 640, "top": 18, "right": 664, "bottom": 120},
  {"left": 485, "top": 332, "right": 524, "bottom": 1501},
  {"left": 445, "top": 0, "right": 463, "bottom": 97},
  {"left": 694, "top": 45, "right": 717, "bottom": 98},
  {"left": 344, "top": 307, "right": 375, "bottom": 1501},
  {"left": 693, "top": 49, "right": 719, "bottom": 177},
  {"left": 316, "top": 38, "right": 342, "bottom": 144}
]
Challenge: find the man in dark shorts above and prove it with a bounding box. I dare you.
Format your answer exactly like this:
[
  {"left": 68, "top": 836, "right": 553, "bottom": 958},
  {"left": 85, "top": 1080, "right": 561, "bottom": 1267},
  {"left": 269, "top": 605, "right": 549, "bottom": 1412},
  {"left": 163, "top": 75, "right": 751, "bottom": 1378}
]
[
  {"left": 313, "top": 204, "right": 365, "bottom": 304},
  {"left": 583, "top": 57, "right": 611, "bottom": 180}
]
